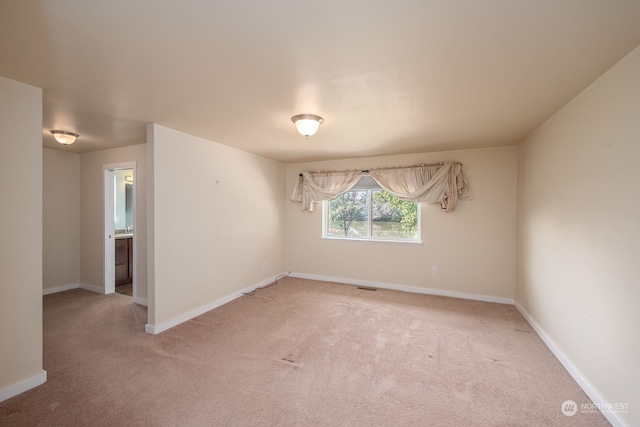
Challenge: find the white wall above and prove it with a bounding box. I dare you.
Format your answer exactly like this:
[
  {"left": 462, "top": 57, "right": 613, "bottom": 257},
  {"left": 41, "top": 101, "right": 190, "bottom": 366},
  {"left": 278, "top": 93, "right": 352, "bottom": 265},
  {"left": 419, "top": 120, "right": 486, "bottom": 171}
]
[
  {"left": 43, "top": 149, "right": 81, "bottom": 293},
  {"left": 285, "top": 146, "right": 517, "bottom": 301},
  {"left": 80, "top": 144, "right": 147, "bottom": 300},
  {"left": 0, "top": 76, "right": 45, "bottom": 400},
  {"left": 147, "top": 124, "right": 286, "bottom": 330},
  {"left": 517, "top": 45, "right": 640, "bottom": 426}
]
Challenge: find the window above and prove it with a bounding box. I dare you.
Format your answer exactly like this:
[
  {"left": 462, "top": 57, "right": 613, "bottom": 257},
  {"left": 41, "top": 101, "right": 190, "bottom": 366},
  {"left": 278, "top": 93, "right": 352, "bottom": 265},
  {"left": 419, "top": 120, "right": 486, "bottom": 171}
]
[{"left": 323, "top": 176, "right": 420, "bottom": 242}]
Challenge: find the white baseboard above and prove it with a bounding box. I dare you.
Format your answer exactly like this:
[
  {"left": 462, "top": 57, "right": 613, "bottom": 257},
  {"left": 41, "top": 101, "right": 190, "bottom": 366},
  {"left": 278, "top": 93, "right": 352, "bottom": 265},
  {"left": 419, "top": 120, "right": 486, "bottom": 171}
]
[
  {"left": 132, "top": 297, "right": 148, "bottom": 306},
  {"left": 52, "top": 283, "right": 147, "bottom": 307},
  {"left": 42, "top": 283, "right": 80, "bottom": 295},
  {"left": 0, "top": 370, "right": 47, "bottom": 403},
  {"left": 290, "top": 272, "right": 514, "bottom": 305},
  {"left": 514, "top": 302, "right": 627, "bottom": 427},
  {"left": 144, "top": 274, "right": 285, "bottom": 335},
  {"left": 79, "top": 283, "right": 105, "bottom": 294}
]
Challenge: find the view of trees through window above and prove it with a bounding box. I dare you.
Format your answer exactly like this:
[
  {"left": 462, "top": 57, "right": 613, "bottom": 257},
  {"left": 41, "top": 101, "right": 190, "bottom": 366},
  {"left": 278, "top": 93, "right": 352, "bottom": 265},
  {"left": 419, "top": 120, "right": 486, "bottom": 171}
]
[{"left": 325, "top": 189, "right": 419, "bottom": 240}]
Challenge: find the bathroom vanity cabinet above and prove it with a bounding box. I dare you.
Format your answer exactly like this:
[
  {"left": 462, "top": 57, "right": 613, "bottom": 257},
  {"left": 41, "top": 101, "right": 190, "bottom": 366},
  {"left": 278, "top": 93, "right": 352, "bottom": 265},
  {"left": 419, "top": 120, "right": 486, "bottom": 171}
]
[{"left": 115, "top": 236, "right": 133, "bottom": 286}]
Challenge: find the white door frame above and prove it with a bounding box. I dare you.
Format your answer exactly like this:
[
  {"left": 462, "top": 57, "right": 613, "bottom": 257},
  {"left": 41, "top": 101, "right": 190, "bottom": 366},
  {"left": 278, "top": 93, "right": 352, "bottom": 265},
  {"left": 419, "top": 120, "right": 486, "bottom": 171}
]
[{"left": 103, "top": 162, "right": 137, "bottom": 296}]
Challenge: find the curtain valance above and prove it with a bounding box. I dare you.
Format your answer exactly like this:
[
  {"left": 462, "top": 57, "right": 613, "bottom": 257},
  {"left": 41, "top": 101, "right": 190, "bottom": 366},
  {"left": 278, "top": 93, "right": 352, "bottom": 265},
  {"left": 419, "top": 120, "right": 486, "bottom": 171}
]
[
  {"left": 291, "top": 170, "right": 362, "bottom": 212},
  {"left": 291, "top": 162, "right": 467, "bottom": 212}
]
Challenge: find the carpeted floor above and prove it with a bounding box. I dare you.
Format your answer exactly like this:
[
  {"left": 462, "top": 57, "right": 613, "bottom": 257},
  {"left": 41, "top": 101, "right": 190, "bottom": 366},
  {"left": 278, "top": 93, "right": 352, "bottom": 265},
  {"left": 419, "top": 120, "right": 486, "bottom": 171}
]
[{"left": 0, "top": 278, "right": 609, "bottom": 426}]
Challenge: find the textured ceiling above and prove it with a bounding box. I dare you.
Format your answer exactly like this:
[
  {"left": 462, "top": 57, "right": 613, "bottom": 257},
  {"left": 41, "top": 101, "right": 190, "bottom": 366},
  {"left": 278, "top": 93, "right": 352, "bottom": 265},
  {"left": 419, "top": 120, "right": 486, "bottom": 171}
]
[{"left": 2, "top": 0, "right": 640, "bottom": 163}]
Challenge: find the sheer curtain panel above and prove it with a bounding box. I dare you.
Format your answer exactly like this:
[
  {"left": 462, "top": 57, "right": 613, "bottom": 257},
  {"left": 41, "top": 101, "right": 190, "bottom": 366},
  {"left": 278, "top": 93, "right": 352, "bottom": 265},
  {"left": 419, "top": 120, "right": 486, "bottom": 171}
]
[
  {"left": 291, "top": 170, "right": 363, "bottom": 211},
  {"left": 370, "top": 162, "right": 466, "bottom": 212}
]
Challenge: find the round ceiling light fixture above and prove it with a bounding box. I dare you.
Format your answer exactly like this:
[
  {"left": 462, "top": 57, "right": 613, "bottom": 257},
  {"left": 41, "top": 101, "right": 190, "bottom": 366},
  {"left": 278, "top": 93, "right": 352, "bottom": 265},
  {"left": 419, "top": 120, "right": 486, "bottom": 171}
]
[
  {"left": 291, "top": 114, "right": 324, "bottom": 138},
  {"left": 50, "top": 130, "right": 79, "bottom": 145}
]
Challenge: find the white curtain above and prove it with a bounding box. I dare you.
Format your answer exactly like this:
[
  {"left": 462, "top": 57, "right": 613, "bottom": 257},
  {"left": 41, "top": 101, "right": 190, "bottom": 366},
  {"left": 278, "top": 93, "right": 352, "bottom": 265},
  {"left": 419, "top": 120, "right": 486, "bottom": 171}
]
[
  {"left": 370, "top": 162, "right": 466, "bottom": 212},
  {"left": 291, "top": 170, "right": 363, "bottom": 211},
  {"left": 292, "top": 162, "right": 466, "bottom": 212}
]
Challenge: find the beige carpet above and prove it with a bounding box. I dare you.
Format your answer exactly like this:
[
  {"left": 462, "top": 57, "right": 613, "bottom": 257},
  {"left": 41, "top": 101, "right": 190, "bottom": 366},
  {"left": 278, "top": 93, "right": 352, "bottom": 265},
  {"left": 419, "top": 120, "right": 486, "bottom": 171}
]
[{"left": 1, "top": 278, "right": 608, "bottom": 426}]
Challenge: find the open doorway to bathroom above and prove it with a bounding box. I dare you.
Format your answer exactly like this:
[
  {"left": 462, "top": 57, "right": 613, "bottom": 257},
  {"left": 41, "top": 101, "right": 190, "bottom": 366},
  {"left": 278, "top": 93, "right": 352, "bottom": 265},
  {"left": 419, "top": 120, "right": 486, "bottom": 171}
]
[
  {"left": 103, "top": 162, "right": 137, "bottom": 298},
  {"left": 114, "top": 169, "right": 134, "bottom": 296}
]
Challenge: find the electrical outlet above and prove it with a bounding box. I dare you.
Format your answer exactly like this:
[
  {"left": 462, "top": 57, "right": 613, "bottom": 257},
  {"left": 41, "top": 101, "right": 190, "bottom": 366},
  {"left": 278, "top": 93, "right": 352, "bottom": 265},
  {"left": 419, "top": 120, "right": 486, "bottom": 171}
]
[
  {"left": 431, "top": 266, "right": 437, "bottom": 275},
  {"left": 262, "top": 262, "right": 267, "bottom": 270}
]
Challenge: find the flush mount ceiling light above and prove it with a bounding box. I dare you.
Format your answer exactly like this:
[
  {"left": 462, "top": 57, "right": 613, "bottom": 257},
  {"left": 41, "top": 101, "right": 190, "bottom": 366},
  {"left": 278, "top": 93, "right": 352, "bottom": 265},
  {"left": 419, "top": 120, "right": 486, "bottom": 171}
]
[
  {"left": 50, "top": 130, "right": 79, "bottom": 145},
  {"left": 291, "top": 114, "right": 324, "bottom": 138}
]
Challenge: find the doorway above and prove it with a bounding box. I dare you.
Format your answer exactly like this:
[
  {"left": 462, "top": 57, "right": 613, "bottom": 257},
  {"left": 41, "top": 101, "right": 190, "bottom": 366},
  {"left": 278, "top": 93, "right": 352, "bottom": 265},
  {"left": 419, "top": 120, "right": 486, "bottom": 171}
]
[{"left": 103, "top": 162, "right": 137, "bottom": 297}]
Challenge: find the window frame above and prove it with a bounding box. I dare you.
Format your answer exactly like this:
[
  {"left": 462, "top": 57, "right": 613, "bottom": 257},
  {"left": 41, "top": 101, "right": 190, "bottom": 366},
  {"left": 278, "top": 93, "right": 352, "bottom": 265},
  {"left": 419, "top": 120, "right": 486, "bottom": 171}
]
[{"left": 322, "top": 182, "right": 422, "bottom": 244}]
